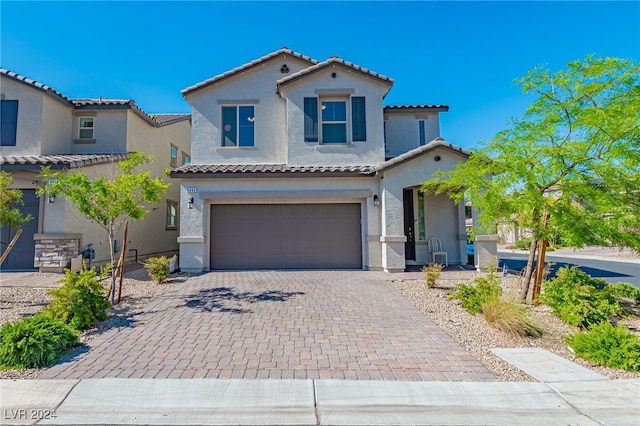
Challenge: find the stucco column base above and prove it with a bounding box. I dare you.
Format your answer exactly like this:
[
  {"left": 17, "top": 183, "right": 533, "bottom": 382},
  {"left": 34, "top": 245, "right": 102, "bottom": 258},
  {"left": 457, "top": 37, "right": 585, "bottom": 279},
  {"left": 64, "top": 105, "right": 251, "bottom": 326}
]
[
  {"left": 475, "top": 235, "right": 499, "bottom": 271},
  {"left": 177, "top": 236, "right": 206, "bottom": 273},
  {"left": 380, "top": 235, "right": 406, "bottom": 273}
]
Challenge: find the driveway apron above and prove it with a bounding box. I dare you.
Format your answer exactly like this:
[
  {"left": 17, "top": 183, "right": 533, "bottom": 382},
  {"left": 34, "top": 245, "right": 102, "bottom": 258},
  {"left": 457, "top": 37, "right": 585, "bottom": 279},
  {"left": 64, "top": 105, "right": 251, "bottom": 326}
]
[{"left": 40, "top": 271, "right": 496, "bottom": 381}]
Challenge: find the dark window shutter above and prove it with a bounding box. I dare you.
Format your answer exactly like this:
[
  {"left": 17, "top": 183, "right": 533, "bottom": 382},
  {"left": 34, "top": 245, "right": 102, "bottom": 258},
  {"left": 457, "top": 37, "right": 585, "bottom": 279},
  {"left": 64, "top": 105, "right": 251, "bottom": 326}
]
[
  {"left": 303, "top": 97, "right": 318, "bottom": 142},
  {"left": 351, "top": 97, "right": 366, "bottom": 141},
  {"left": 0, "top": 100, "right": 18, "bottom": 147}
]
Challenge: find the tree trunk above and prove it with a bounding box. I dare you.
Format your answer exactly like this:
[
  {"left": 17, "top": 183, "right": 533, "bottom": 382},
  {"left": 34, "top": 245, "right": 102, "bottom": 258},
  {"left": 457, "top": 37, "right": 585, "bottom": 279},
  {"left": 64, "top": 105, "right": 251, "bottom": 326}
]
[
  {"left": 519, "top": 234, "right": 538, "bottom": 302},
  {"left": 531, "top": 238, "right": 548, "bottom": 305},
  {"left": 107, "top": 232, "right": 116, "bottom": 305}
]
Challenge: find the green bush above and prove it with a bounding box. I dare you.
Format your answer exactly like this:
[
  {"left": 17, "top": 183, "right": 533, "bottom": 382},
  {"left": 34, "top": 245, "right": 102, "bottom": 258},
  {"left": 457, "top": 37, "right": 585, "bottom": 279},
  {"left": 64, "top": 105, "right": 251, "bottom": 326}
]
[
  {"left": 143, "top": 256, "right": 171, "bottom": 284},
  {"left": 0, "top": 314, "right": 79, "bottom": 369},
  {"left": 541, "top": 266, "right": 624, "bottom": 328},
  {"left": 44, "top": 267, "right": 111, "bottom": 331},
  {"left": 566, "top": 322, "right": 640, "bottom": 372},
  {"left": 607, "top": 282, "right": 640, "bottom": 303},
  {"left": 422, "top": 263, "right": 444, "bottom": 288},
  {"left": 451, "top": 269, "right": 502, "bottom": 315},
  {"left": 514, "top": 237, "right": 532, "bottom": 250}
]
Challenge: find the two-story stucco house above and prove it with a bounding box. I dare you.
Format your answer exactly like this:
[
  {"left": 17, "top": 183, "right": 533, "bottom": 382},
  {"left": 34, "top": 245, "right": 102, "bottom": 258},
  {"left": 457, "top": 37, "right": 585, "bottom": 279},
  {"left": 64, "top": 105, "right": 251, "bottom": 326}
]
[
  {"left": 171, "top": 48, "right": 470, "bottom": 273},
  {"left": 0, "top": 69, "right": 191, "bottom": 271}
]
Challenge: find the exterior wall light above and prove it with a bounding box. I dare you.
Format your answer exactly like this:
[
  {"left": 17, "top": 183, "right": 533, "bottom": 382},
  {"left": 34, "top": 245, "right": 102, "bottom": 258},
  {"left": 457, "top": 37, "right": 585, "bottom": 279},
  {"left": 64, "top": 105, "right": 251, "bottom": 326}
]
[
  {"left": 188, "top": 197, "right": 194, "bottom": 209},
  {"left": 373, "top": 194, "right": 380, "bottom": 207}
]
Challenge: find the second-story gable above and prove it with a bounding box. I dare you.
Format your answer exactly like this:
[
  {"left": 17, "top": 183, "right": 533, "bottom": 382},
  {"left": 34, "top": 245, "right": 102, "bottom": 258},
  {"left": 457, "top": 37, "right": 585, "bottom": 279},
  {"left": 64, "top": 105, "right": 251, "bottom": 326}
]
[
  {"left": 182, "top": 48, "right": 317, "bottom": 166},
  {"left": 383, "top": 105, "right": 449, "bottom": 160},
  {"left": 277, "top": 58, "right": 393, "bottom": 166}
]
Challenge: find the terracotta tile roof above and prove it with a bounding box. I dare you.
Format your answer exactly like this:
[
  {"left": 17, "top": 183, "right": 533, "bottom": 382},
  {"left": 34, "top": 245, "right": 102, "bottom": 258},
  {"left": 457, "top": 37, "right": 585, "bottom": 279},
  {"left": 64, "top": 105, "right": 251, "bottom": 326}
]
[
  {"left": 384, "top": 105, "right": 449, "bottom": 112},
  {"left": 276, "top": 57, "right": 394, "bottom": 94},
  {"left": 182, "top": 47, "right": 319, "bottom": 96},
  {"left": 171, "top": 164, "right": 375, "bottom": 178},
  {"left": 0, "top": 153, "right": 130, "bottom": 170},
  {"left": 374, "top": 138, "right": 470, "bottom": 173},
  {"left": 2, "top": 69, "right": 189, "bottom": 128},
  {"left": 149, "top": 114, "right": 191, "bottom": 126},
  {"left": 1, "top": 68, "right": 71, "bottom": 105}
]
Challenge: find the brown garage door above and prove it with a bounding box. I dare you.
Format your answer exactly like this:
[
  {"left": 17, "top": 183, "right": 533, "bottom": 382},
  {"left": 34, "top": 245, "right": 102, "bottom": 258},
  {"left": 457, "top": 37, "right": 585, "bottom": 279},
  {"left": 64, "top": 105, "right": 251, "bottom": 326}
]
[{"left": 210, "top": 204, "right": 362, "bottom": 270}]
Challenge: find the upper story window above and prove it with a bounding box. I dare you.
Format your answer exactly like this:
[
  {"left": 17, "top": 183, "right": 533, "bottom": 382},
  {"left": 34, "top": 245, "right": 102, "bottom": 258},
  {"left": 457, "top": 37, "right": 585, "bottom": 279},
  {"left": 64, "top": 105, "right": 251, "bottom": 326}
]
[
  {"left": 170, "top": 144, "right": 178, "bottom": 167},
  {"left": 0, "top": 100, "right": 18, "bottom": 147},
  {"left": 79, "top": 117, "right": 94, "bottom": 139},
  {"left": 182, "top": 152, "right": 191, "bottom": 165},
  {"left": 304, "top": 96, "right": 366, "bottom": 144},
  {"left": 222, "top": 105, "right": 254, "bottom": 147},
  {"left": 419, "top": 120, "right": 426, "bottom": 146}
]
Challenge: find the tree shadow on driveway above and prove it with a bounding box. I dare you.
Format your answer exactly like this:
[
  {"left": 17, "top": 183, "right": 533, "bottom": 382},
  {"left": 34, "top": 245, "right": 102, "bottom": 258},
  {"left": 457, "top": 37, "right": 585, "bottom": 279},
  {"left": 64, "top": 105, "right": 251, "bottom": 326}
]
[{"left": 183, "top": 286, "right": 305, "bottom": 313}]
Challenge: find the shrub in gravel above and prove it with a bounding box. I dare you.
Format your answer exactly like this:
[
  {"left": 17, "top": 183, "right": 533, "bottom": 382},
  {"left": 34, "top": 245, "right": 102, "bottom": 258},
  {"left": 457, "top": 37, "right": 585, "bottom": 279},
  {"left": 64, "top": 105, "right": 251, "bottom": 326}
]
[
  {"left": 451, "top": 269, "right": 502, "bottom": 315},
  {"left": 481, "top": 299, "right": 544, "bottom": 338},
  {"left": 566, "top": 321, "right": 640, "bottom": 372},
  {"left": 606, "top": 282, "right": 640, "bottom": 304},
  {"left": 0, "top": 314, "right": 79, "bottom": 369},
  {"left": 143, "top": 256, "right": 171, "bottom": 284},
  {"left": 514, "top": 237, "right": 531, "bottom": 250},
  {"left": 541, "top": 266, "right": 624, "bottom": 328},
  {"left": 44, "top": 267, "right": 111, "bottom": 331},
  {"left": 422, "top": 263, "right": 444, "bottom": 288}
]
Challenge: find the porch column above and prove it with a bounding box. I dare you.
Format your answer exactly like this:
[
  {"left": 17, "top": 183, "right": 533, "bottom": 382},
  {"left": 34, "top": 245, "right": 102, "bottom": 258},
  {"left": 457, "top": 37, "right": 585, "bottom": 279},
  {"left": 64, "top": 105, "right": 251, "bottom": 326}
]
[{"left": 380, "top": 187, "right": 406, "bottom": 272}]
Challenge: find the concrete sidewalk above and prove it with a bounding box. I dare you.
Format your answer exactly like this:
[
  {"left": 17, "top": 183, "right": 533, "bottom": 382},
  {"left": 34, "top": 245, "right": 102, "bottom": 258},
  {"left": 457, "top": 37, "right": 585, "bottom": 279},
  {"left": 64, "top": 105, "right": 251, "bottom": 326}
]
[{"left": 2, "top": 378, "right": 638, "bottom": 425}]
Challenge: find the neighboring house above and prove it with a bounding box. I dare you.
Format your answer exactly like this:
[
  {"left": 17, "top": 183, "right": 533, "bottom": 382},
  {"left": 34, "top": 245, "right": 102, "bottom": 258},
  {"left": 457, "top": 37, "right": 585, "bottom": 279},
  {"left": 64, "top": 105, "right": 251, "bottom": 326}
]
[
  {"left": 171, "top": 48, "right": 470, "bottom": 273},
  {"left": 0, "top": 69, "right": 191, "bottom": 271}
]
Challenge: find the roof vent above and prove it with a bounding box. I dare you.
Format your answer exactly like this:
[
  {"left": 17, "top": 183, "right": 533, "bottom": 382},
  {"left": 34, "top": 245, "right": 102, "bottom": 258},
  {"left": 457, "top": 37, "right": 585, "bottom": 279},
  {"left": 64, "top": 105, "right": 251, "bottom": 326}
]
[{"left": 281, "top": 64, "right": 290, "bottom": 74}]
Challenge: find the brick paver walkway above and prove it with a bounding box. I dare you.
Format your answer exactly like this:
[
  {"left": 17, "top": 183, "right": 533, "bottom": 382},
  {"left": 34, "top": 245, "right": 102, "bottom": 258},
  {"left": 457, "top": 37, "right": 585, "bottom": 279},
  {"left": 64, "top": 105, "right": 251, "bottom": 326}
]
[{"left": 40, "top": 271, "right": 496, "bottom": 381}]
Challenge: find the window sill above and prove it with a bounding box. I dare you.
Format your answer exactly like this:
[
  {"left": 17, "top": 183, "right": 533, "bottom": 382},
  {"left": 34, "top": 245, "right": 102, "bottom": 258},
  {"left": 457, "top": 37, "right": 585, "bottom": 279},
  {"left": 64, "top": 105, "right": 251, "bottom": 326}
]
[
  {"left": 315, "top": 143, "right": 357, "bottom": 151},
  {"left": 74, "top": 139, "right": 96, "bottom": 144},
  {"left": 216, "top": 146, "right": 258, "bottom": 151}
]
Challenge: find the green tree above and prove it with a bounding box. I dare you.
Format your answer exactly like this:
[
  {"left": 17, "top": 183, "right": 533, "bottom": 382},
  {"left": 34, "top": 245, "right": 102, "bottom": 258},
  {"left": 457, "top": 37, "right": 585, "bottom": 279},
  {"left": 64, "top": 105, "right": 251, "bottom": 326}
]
[
  {"left": 422, "top": 55, "right": 640, "bottom": 303},
  {"left": 0, "top": 171, "right": 33, "bottom": 265},
  {"left": 39, "top": 152, "right": 170, "bottom": 303}
]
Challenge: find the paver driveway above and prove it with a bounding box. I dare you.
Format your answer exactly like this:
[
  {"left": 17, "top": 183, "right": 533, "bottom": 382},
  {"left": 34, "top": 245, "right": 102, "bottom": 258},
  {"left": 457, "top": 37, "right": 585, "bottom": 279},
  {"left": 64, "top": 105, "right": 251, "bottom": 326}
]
[{"left": 40, "top": 271, "right": 496, "bottom": 381}]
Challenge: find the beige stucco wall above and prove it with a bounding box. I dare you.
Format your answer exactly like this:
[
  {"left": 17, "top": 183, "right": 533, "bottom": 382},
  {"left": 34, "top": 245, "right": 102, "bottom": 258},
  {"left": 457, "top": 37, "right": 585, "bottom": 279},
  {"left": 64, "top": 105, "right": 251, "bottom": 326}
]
[
  {"left": 40, "top": 95, "right": 73, "bottom": 154},
  {"left": 70, "top": 110, "right": 127, "bottom": 154},
  {"left": 0, "top": 77, "right": 47, "bottom": 155},
  {"left": 186, "top": 55, "right": 312, "bottom": 166},
  {"left": 383, "top": 112, "right": 441, "bottom": 159},
  {"left": 280, "top": 70, "right": 388, "bottom": 166}
]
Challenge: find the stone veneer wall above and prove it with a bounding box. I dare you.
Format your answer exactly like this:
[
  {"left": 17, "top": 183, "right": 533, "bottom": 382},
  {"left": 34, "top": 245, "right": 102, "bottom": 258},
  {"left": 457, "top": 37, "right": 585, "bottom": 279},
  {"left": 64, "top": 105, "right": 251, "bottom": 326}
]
[{"left": 33, "top": 233, "right": 82, "bottom": 272}]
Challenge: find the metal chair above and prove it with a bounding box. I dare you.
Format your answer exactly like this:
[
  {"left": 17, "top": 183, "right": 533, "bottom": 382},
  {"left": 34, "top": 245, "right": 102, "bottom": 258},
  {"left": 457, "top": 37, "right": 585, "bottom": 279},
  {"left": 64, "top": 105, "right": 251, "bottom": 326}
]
[{"left": 427, "top": 236, "right": 448, "bottom": 267}]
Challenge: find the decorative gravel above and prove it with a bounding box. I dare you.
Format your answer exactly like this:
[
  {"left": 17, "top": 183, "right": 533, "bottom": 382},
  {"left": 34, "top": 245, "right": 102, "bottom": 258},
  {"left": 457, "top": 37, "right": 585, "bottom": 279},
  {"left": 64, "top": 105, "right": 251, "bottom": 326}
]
[
  {"left": 392, "top": 270, "right": 640, "bottom": 382},
  {"left": 0, "top": 267, "right": 187, "bottom": 379}
]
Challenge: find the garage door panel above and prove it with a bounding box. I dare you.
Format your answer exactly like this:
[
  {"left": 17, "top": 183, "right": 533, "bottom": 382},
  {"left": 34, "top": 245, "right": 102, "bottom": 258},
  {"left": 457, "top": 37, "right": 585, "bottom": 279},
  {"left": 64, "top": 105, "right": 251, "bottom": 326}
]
[{"left": 211, "top": 204, "right": 362, "bottom": 270}]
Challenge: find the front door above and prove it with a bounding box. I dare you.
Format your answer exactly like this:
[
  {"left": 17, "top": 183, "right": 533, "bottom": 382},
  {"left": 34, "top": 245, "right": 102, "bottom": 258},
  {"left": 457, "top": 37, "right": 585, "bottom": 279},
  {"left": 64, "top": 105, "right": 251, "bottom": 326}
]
[
  {"left": 403, "top": 189, "right": 415, "bottom": 261},
  {"left": 0, "top": 189, "right": 39, "bottom": 271}
]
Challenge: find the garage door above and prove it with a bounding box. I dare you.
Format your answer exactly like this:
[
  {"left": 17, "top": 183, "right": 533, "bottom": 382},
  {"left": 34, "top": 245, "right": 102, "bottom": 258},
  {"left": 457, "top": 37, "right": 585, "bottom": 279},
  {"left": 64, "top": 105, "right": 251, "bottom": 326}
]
[{"left": 210, "top": 204, "right": 362, "bottom": 270}]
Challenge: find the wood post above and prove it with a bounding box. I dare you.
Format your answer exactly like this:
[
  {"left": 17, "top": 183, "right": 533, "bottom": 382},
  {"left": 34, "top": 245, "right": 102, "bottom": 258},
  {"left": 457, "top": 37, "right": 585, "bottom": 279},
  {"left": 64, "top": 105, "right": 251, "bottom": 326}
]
[
  {"left": 0, "top": 229, "right": 23, "bottom": 266},
  {"left": 116, "top": 222, "right": 128, "bottom": 304}
]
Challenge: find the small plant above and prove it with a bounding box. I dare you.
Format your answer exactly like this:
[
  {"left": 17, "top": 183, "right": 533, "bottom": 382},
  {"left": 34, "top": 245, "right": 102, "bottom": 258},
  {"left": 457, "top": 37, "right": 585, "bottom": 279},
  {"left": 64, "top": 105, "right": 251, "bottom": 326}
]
[
  {"left": 451, "top": 268, "right": 502, "bottom": 315},
  {"left": 44, "top": 267, "right": 111, "bottom": 331},
  {"left": 514, "top": 237, "right": 532, "bottom": 250},
  {"left": 607, "top": 282, "right": 640, "bottom": 304},
  {"left": 541, "top": 266, "right": 624, "bottom": 328},
  {"left": 422, "top": 263, "right": 444, "bottom": 288},
  {"left": 566, "top": 322, "right": 640, "bottom": 372},
  {"left": 143, "top": 256, "right": 171, "bottom": 284},
  {"left": 481, "top": 299, "right": 544, "bottom": 338},
  {"left": 0, "top": 314, "right": 79, "bottom": 369}
]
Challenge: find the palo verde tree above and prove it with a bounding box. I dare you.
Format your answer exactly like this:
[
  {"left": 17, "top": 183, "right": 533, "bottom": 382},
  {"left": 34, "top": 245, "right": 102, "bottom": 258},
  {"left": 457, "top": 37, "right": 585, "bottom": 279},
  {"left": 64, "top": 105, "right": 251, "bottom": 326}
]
[
  {"left": 0, "top": 171, "right": 33, "bottom": 264},
  {"left": 39, "top": 152, "right": 169, "bottom": 303},
  {"left": 422, "top": 55, "right": 640, "bottom": 303}
]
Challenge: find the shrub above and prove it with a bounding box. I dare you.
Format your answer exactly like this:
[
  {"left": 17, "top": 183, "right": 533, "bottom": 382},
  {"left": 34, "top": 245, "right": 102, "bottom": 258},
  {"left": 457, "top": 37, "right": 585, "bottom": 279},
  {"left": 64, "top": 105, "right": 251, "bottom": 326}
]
[
  {"left": 422, "top": 263, "right": 444, "bottom": 288},
  {"left": 451, "top": 269, "right": 502, "bottom": 315},
  {"left": 514, "top": 237, "right": 532, "bottom": 250},
  {"left": 0, "top": 314, "right": 79, "bottom": 369},
  {"left": 566, "top": 322, "right": 640, "bottom": 372},
  {"left": 143, "top": 256, "right": 171, "bottom": 284},
  {"left": 44, "top": 267, "right": 111, "bottom": 331},
  {"left": 607, "top": 282, "right": 640, "bottom": 303},
  {"left": 481, "top": 299, "right": 544, "bottom": 338},
  {"left": 541, "top": 266, "right": 624, "bottom": 328}
]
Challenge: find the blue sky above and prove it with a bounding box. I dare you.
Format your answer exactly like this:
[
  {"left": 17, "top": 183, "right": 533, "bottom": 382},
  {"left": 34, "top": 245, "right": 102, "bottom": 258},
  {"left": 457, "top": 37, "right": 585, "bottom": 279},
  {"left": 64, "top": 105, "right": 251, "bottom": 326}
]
[{"left": 1, "top": 1, "right": 638, "bottom": 149}]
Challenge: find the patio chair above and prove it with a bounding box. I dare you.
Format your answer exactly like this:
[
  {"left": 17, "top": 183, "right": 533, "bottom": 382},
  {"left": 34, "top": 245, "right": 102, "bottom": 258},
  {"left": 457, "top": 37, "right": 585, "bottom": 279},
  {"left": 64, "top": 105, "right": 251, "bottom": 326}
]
[{"left": 427, "top": 236, "right": 448, "bottom": 267}]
